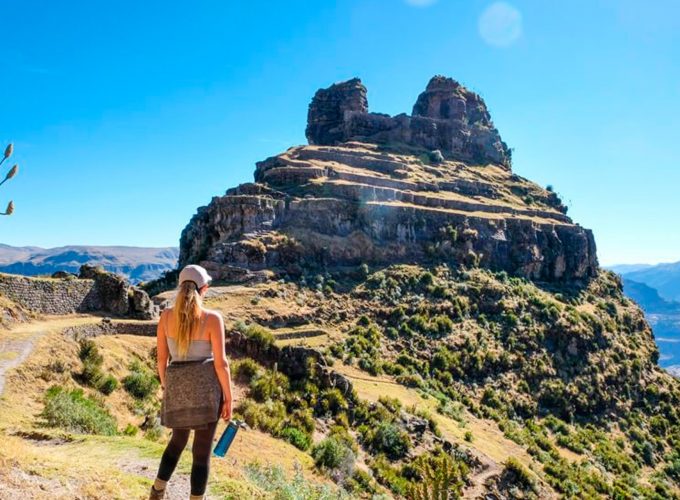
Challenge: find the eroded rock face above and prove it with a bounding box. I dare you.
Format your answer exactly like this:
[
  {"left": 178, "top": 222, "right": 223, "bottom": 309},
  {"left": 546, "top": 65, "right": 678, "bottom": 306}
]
[
  {"left": 306, "top": 78, "right": 368, "bottom": 146},
  {"left": 306, "top": 76, "right": 510, "bottom": 167},
  {"left": 179, "top": 139, "right": 597, "bottom": 282}
]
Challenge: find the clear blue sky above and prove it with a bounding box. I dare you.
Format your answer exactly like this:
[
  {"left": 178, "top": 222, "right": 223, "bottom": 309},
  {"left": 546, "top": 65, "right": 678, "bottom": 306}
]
[{"left": 2, "top": 0, "right": 678, "bottom": 265}]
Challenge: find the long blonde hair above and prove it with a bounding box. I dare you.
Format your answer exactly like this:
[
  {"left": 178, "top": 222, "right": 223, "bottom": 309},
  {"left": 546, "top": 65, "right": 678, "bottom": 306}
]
[{"left": 173, "top": 281, "right": 202, "bottom": 358}]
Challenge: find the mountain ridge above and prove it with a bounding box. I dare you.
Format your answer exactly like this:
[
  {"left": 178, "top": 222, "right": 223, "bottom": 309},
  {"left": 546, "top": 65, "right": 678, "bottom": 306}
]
[{"left": 0, "top": 244, "right": 178, "bottom": 283}]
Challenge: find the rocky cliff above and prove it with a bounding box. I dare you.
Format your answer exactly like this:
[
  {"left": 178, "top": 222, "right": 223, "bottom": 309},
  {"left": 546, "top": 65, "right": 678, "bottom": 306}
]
[{"left": 179, "top": 76, "right": 597, "bottom": 283}]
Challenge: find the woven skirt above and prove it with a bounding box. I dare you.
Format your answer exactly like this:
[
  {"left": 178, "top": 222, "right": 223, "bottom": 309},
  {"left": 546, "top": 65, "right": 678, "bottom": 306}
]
[{"left": 160, "top": 358, "right": 222, "bottom": 430}]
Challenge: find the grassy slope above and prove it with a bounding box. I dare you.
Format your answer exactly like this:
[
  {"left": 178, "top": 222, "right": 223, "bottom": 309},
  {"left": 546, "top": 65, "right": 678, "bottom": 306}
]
[
  {"left": 0, "top": 317, "right": 327, "bottom": 499},
  {"left": 204, "top": 265, "right": 680, "bottom": 499},
  {"left": 3, "top": 263, "right": 679, "bottom": 499}
]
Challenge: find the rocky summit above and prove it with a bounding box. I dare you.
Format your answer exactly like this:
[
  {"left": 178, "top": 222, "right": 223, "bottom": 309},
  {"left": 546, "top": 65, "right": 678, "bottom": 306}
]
[{"left": 180, "top": 76, "right": 597, "bottom": 283}]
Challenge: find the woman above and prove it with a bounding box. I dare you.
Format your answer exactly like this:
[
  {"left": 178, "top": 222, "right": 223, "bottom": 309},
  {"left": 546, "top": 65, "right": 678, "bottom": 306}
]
[{"left": 150, "top": 264, "right": 233, "bottom": 500}]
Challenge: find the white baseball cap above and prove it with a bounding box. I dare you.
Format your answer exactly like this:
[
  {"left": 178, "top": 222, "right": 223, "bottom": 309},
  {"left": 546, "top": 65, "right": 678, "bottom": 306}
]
[{"left": 178, "top": 264, "right": 213, "bottom": 289}]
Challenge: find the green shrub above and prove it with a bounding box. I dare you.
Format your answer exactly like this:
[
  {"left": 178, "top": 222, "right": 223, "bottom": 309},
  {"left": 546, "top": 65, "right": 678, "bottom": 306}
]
[
  {"left": 97, "top": 374, "right": 119, "bottom": 395},
  {"left": 312, "top": 437, "right": 355, "bottom": 471},
  {"left": 40, "top": 385, "right": 117, "bottom": 435},
  {"left": 238, "top": 322, "right": 275, "bottom": 350},
  {"left": 236, "top": 399, "right": 286, "bottom": 435},
  {"left": 123, "top": 423, "right": 138, "bottom": 436},
  {"left": 327, "top": 425, "right": 358, "bottom": 454},
  {"left": 78, "top": 339, "right": 103, "bottom": 365},
  {"left": 406, "top": 451, "right": 469, "bottom": 499},
  {"left": 370, "top": 455, "right": 410, "bottom": 496},
  {"left": 396, "top": 373, "right": 425, "bottom": 388},
  {"left": 317, "top": 388, "right": 349, "bottom": 415},
  {"left": 122, "top": 360, "right": 159, "bottom": 399},
  {"left": 77, "top": 339, "right": 118, "bottom": 395},
  {"left": 378, "top": 396, "right": 402, "bottom": 413},
  {"left": 370, "top": 422, "right": 411, "bottom": 459},
  {"left": 346, "top": 468, "right": 377, "bottom": 494},
  {"left": 231, "top": 358, "right": 261, "bottom": 383},
  {"left": 504, "top": 457, "right": 536, "bottom": 492},
  {"left": 288, "top": 407, "right": 316, "bottom": 434},
  {"left": 244, "top": 462, "right": 349, "bottom": 499},
  {"left": 280, "top": 427, "right": 312, "bottom": 451},
  {"left": 249, "top": 369, "right": 289, "bottom": 402}
]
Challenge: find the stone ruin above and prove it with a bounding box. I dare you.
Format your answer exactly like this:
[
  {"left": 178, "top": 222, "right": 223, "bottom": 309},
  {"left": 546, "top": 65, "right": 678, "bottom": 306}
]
[{"left": 306, "top": 75, "right": 511, "bottom": 167}]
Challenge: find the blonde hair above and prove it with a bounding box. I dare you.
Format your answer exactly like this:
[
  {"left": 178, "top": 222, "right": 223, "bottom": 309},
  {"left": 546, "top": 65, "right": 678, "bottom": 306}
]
[{"left": 173, "top": 280, "right": 202, "bottom": 357}]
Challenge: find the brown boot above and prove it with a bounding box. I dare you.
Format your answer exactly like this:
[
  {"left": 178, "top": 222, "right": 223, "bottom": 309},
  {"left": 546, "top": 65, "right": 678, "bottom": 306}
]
[{"left": 149, "top": 485, "right": 166, "bottom": 499}]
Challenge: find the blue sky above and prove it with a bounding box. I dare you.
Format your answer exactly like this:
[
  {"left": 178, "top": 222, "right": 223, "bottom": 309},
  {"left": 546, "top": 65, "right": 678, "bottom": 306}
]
[{"left": 1, "top": 0, "right": 678, "bottom": 265}]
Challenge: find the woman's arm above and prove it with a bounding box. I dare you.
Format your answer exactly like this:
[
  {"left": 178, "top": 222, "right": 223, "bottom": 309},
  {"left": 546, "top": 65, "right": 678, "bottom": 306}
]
[
  {"left": 156, "top": 309, "right": 170, "bottom": 388},
  {"left": 209, "top": 311, "right": 233, "bottom": 420}
]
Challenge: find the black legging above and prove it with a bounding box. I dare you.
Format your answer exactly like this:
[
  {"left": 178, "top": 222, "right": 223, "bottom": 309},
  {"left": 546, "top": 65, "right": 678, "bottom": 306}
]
[{"left": 156, "top": 420, "right": 219, "bottom": 496}]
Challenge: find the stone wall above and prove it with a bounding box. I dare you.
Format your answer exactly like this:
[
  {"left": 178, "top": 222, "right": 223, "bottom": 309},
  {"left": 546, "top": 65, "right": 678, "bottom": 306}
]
[
  {"left": 0, "top": 274, "right": 100, "bottom": 315},
  {"left": 0, "top": 270, "right": 159, "bottom": 319},
  {"left": 62, "top": 320, "right": 158, "bottom": 340}
]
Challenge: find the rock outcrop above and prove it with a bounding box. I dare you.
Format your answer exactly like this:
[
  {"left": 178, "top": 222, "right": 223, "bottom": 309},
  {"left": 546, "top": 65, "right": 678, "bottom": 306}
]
[
  {"left": 306, "top": 76, "right": 510, "bottom": 167},
  {"left": 78, "top": 265, "right": 159, "bottom": 319},
  {"left": 179, "top": 76, "right": 598, "bottom": 283}
]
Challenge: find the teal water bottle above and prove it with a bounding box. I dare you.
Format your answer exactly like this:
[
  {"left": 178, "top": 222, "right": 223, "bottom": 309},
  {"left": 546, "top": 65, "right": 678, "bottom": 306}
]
[{"left": 213, "top": 420, "right": 240, "bottom": 457}]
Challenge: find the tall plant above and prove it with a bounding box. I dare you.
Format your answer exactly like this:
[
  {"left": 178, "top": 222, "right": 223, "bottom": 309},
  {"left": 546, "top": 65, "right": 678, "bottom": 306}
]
[{"left": 1, "top": 143, "right": 17, "bottom": 215}]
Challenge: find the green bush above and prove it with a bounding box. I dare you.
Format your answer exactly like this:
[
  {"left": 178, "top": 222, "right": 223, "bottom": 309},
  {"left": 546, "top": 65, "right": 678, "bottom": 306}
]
[
  {"left": 123, "top": 423, "right": 138, "bottom": 436},
  {"left": 317, "top": 388, "right": 349, "bottom": 415},
  {"left": 312, "top": 437, "right": 355, "bottom": 471},
  {"left": 370, "top": 455, "right": 410, "bottom": 496},
  {"left": 77, "top": 339, "right": 118, "bottom": 395},
  {"left": 231, "top": 358, "right": 261, "bottom": 383},
  {"left": 396, "top": 373, "right": 425, "bottom": 388},
  {"left": 237, "top": 322, "right": 275, "bottom": 350},
  {"left": 249, "top": 369, "right": 289, "bottom": 402},
  {"left": 345, "top": 468, "right": 377, "bottom": 495},
  {"left": 280, "top": 426, "right": 312, "bottom": 451},
  {"left": 369, "top": 422, "right": 411, "bottom": 459},
  {"left": 97, "top": 374, "right": 119, "bottom": 395},
  {"left": 406, "top": 451, "right": 469, "bottom": 499},
  {"left": 236, "top": 399, "right": 286, "bottom": 435},
  {"left": 122, "top": 360, "right": 159, "bottom": 399},
  {"left": 78, "top": 339, "right": 103, "bottom": 365},
  {"left": 244, "top": 462, "right": 349, "bottom": 499},
  {"left": 504, "top": 457, "right": 536, "bottom": 492},
  {"left": 40, "top": 385, "right": 117, "bottom": 435}
]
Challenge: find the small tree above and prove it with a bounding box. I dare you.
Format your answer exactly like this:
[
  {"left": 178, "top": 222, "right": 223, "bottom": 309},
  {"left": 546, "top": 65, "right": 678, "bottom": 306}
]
[{"left": 1, "top": 143, "right": 17, "bottom": 215}]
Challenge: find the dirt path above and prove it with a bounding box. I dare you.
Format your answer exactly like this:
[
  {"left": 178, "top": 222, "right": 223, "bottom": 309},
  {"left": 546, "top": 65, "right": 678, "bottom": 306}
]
[
  {"left": 0, "top": 332, "right": 40, "bottom": 396},
  {"left": 120, "top": 460, "right": 194, "bottom": 500},
  {"left": 0, "top": 316, "right": 100, "bottom": 397},
  {"left": 0, "top": 315, "right": 227, "bottom": 499},
  {"left": 462, "top": 455, "right": 501, "bottom": 499}
]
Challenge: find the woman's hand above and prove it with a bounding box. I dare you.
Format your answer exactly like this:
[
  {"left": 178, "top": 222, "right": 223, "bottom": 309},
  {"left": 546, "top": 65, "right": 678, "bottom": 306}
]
[{"left": 221, "top": 398, "right": 232, "bottom": 421}]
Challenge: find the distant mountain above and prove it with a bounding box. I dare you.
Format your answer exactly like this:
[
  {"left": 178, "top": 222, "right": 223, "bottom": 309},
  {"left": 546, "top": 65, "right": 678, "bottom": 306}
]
[
  {"left": 0, "top": 244, "right": 178, "bottom": 283},
  {"left": 607, "top": 263, "right": 654, "bottom": 275},
  {"left": 613, "top": 261, "right": 680, "bottom": 303},
  {"left": 616, "top": 275, "right": 680, "bottom": 374},
  {"left": 622, "top": 278, "right": 680, "bottom": 314}
]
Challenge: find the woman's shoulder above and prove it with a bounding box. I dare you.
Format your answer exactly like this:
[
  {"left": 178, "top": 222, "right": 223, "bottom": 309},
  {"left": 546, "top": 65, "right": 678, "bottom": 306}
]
[{"left": 202, "top": 308, "right": 223, "bottom": 321}]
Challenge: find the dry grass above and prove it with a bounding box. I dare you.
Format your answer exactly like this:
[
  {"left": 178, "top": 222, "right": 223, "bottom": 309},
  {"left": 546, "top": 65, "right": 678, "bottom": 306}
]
[
  {"left": 0, "top": 315, "right": 329, "bottom": 499},
  {"left": 334, "top": 363, "right": 537, "bottom": 467}
]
